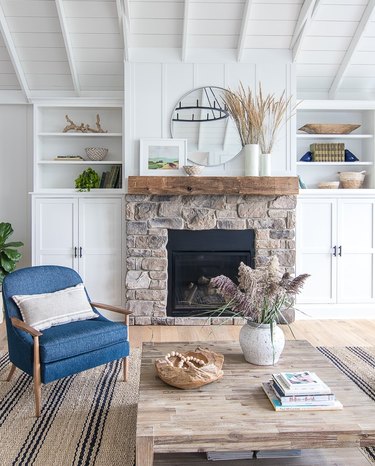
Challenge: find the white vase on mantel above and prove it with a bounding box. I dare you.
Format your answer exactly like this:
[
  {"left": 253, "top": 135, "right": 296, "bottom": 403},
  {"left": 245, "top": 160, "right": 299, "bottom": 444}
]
[
  {"left": 239, "top": 320, "right": 285, "bottom": 365},
  {"left": 243, "top": 144, "right": 259, "bottom": 176},
  {"left": 260, "top": 153, "right": 271, "bottom": 176}
]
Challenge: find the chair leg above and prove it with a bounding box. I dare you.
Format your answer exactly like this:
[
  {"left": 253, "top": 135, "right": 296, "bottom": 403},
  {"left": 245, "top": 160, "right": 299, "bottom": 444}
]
[
  {"left": 123, "top": 356, "right": 128, "bottom": 382},
  {"left": 7, "top": 364, "right": 16, "bottom": 381},
  {"left": 34, "top": 336, "right": 42, "bottom": 417}
]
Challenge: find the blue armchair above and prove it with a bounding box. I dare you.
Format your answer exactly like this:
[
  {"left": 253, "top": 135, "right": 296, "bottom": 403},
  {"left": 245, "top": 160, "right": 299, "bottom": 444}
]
[{"left": 2, "top": 265, "right": 132, "bottom": 417}]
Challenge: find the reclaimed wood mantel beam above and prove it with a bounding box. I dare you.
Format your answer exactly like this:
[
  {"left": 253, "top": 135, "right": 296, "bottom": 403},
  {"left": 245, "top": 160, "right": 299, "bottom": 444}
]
[{"left": 127, "top": 176, "right": 299, "bottom": 196}]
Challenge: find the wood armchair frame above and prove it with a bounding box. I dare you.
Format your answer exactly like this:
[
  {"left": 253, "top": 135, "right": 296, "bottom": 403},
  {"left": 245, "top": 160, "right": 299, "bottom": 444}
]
[{"left": 8, "top": 303, "right": 133, "bottom": 417}]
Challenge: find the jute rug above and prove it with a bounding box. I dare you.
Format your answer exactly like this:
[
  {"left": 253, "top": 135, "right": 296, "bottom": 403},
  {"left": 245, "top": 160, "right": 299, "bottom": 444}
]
[
  {"left": 0, "top": 349, "right": 141, "bottom": 466},
  {"left": 0, "top": 346, "right": 374, "bottom": 465}
]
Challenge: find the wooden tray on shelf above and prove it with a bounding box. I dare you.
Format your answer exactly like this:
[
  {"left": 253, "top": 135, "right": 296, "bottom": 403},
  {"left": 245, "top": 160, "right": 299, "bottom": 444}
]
[{"left": 298, "top": 124, "right": 361, "bottom": 134}]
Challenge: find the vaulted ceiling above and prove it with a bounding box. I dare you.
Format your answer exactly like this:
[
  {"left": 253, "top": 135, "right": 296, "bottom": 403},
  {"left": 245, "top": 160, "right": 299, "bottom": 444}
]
[{"left": 1, "top": 0, "right": 375, "bottom": 101}]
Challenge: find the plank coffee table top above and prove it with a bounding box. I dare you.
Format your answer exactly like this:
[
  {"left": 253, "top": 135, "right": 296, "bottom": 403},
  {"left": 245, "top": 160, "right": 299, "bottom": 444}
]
[{"left": 136, "top": 340, "right": 375, "bottom": 466}]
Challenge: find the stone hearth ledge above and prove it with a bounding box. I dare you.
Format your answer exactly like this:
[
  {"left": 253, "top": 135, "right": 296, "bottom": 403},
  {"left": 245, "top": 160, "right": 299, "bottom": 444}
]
[{"left": 125, "top": 193, "right": 297, "bottom": 326}]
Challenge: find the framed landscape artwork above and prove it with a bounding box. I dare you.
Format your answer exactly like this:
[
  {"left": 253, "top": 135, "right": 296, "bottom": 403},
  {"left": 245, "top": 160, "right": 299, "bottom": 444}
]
[{"left": 140, "top": 139, "right": 187, "bottom": 175}]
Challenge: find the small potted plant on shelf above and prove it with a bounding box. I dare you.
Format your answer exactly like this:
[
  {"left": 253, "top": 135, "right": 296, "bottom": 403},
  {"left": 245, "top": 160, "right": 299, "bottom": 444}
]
[
  {"left": 210, "top": 256, "right": 309, "bottom": 365},
  {"left": 75, "top": 167, "right": 100, "bottom": 192},
  {"left": 0, "top": 222, "right": 23, "bottom": 322}
]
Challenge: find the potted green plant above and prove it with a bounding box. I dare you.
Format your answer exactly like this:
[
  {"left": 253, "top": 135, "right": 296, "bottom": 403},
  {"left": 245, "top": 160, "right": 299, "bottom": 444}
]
[
  {"left": 0, "top": 222, "right": 23, "bottom": 285},
  {"left": 75, "top": 167, "right": 100, "bottom": 192},
  {"left": 210, "top": 256, "right": 309, "bottom": 365},
  {"left": 0, "top": 222, "right": 23, "bottom": 323}
]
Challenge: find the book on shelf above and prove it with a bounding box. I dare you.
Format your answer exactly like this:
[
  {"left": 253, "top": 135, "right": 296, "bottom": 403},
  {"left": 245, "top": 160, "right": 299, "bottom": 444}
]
[
  {"left": 262, "top": 383, "right": 343, "bottom": 412},
  {"left": 54, "top": 155, "right": 84, "bottom": 160},
  {"left": 100, "top": 166, "right": 121, "bottom": 189},
  {"left": 272, "top": 373, "right": 332, "bottom": 396}
]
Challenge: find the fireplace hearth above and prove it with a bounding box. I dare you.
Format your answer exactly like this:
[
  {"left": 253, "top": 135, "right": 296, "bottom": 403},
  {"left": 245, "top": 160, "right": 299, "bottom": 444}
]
[{"left": 167, "top": 229, "right": 254, "bottom": 317}]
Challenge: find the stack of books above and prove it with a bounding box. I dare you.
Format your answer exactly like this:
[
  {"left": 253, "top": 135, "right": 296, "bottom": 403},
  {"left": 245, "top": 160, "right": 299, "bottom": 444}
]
[
  {"left": 310, "top": 143, "right": 345, "bottom": 162},
  {"left": 100, "top": 166, "right": 122, "bottom": 188},
  {"left": 262, "top": 370, "right": 343, "bottom": 411}
]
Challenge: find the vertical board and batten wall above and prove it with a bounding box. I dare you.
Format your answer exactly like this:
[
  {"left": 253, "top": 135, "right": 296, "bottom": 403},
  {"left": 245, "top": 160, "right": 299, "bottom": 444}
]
[{"left": 124, "top": 60, "right": 296, "bottom": 179}]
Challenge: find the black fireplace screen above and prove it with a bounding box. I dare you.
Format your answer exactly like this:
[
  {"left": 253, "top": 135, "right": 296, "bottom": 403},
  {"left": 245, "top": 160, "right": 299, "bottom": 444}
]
[{"left": 167, "top": 229, "right": 255, "bottom": 317}]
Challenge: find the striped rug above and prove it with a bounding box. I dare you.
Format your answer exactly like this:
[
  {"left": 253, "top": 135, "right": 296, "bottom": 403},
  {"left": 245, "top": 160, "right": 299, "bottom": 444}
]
[
  {"left": 317, "top": 346, "right": 375, "bottom": 464},
  {"left": 0, "top": 346, "right": 374, "bottom": 465},
  {"left": 0, "top": 349, "right": 141, "bottom": 466}
]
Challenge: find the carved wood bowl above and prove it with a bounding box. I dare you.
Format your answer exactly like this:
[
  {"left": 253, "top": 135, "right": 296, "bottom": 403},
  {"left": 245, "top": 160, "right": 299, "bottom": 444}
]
[{"left": 155, "top": 347, "right": 224, "bottom": 389}]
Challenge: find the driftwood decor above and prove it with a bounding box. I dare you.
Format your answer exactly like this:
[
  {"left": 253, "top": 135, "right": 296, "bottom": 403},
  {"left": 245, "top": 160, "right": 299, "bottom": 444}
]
[
  {"left": 63, "top": 114, "right": 108, "bottom": 133},
  {"left": 155, "top": 347, "right": 224, "bottom": 389}
]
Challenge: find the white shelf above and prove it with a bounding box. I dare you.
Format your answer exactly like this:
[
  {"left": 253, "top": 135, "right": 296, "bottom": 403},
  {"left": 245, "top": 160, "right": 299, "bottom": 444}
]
[
  {"left": 296, "top": 134, "right": 373, "bottom": 139},
  {"left": 297, "top": 162, "right": 373, "bottom": 166},
  {"left": 38, "top": 132, "right": 122, "bottom": 137},
  {"left": 38, "top": 160, "right": 122, "bottom": 165}
]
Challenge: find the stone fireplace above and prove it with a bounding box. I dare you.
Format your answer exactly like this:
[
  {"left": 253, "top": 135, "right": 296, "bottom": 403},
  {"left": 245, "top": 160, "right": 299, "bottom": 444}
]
[{"left": 125, "top": 192, "right": 296, "bottom": 325}]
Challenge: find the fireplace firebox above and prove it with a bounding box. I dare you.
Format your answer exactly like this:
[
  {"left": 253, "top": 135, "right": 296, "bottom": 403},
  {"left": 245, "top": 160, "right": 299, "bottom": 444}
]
[{"left": 167, "top": 229, "right": 255, "bottom": 317}]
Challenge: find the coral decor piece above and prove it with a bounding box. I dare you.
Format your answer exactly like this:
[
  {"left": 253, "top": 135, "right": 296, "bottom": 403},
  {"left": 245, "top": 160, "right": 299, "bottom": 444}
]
[
  {"left": 63, "top": 114, "right": 108, "bottom": 133},
  {"left": 155, "top": 347, "right": 224, "bottom": 389}
]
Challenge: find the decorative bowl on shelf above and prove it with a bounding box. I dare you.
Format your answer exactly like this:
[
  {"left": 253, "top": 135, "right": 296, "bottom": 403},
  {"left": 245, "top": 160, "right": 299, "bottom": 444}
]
[
  {"left": 299, "top": 151, "right": 313, "bottom": 162},
  {"left": 85, "top": 147, "right": 108, "bottom": 161},
  {"left": 183, "top": 165, "right": 204, "bottom": 176},
  {"left": 298, "top": 123, "right": 361, "bottom": 134},
  {"left": 338, "top": 171, "right": 366, "bottom": 189},
  {"left": 318, "top": 181, "right": 340, "bottom": 189},
  {"left": 345, "top": 149, "right": 359, "bottom": 162}
]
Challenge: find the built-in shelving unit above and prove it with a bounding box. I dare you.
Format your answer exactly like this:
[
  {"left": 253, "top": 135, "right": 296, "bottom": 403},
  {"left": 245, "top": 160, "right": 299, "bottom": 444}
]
[
  {"left": 33, "top": 103, "right": 124, "bottom": 192},
  {"left": 296, "top": 101, "right": 375, "bottom": 189}
]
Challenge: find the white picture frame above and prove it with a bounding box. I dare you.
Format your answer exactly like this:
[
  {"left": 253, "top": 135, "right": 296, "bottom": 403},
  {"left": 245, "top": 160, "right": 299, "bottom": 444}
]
[{"left": 139, "top": 138, "right": 187, "bottom": 176}]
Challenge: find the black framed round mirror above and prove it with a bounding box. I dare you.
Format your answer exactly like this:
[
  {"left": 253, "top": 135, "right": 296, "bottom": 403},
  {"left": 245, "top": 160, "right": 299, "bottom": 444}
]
[{"left": 170, "top": 86, "right": 242, "bottom": 167}]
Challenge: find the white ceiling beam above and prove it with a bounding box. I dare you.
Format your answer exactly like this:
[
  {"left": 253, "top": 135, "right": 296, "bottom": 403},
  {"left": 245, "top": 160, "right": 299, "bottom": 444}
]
[
  {"left": 182, "top": 0, "right": 190, "bottom": 62},
  {"left": 292, "top": 0, "right": 320, "bottom": 62},
  {"left": 55, "top": 0, "right": 80, "bottom": 95},
  {"left": 290, "top": 0, "right": 316, "bottom": 49},
  {"left": 237, "top": 0, "right": 253, "bottom": 62},
  {"left": 116, "top": 0, "right": 130, "bottom": 62},
  {"left": 329, "top": 0, "right": 375, "bottom": 98},
  {"left": 0, "top": 4, "right": 30, "bottom": 101}
]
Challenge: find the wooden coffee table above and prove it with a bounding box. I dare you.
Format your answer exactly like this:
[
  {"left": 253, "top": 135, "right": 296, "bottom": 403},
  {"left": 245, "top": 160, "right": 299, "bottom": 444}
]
[{"left": 136, "top": 340, "right": 375, "bottom": 466}]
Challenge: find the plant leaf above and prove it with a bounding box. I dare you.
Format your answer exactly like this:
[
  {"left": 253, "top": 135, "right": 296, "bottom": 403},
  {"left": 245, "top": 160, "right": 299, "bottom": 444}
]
[
  {"left": 3, "top": 248, "right": 22, "bottom": 261},
  {"left": 3, "top": 241, "right": 23, "bottom": 248},
  {"left": 1, "top": 255, "right": 16, "bottom": 273},
  {"left": 0, "top": 268, "right": 6, "bottom": 285},
  {"left": 0, "top": 223, "right": 13, "bottom": 244}
]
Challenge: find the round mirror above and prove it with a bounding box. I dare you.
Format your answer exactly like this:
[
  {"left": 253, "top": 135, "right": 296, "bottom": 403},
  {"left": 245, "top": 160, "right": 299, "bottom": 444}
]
[{"left": 170, "top": 86, "right": 242, "bottom": 166}]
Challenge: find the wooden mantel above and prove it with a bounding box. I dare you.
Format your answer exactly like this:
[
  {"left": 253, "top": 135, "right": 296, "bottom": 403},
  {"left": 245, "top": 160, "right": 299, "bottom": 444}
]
[{"left": 128, "top": 176, "right": 299, "bottom": 196}]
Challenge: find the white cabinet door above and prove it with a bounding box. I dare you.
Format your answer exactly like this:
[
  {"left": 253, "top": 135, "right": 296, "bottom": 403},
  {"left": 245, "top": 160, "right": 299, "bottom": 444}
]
[
  {"left": 337, "top": 199, "right": 375, "bottom": 303},
  {"left": 296, "top": 199, "right": 337, "bottom": 304},
  {"left": 78, "top": 198, "right": 122, "bottom": 305},
  {"left": 34, "top": 198, "right": 79, "bottom": 269}
]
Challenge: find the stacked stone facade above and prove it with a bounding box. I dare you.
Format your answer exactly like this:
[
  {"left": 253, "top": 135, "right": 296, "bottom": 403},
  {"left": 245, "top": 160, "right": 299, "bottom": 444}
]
[{"left": 125, "top": 194, "right": 296, "bottom": 325}]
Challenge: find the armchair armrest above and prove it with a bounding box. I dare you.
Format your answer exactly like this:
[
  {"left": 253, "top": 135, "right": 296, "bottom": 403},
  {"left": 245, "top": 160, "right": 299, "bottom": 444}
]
[
  {"left": 90, "top": 302, "right": 133, "bottom": 316},
  {"left": 11, "top": 317, "right": 43, "bottom": 337}
]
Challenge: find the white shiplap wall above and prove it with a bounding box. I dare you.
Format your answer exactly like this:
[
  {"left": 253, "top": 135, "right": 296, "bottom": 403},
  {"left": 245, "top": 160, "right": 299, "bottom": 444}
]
[{"left": 124, "top": 59, "right": 296, "bottom": 179}]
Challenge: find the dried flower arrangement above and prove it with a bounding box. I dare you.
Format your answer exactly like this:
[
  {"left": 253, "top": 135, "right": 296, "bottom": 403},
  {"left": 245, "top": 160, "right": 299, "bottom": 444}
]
[
  {"left": 223, "top": 83, "right": 292, "bottom": 154},
  {"left": 210, "top": 256, "right": 309, "bottom": 325}
]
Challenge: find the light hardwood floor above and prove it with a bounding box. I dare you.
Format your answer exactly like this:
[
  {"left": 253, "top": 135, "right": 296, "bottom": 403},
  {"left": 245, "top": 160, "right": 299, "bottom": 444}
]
[{"left": 1, "top": 319, "right": 375, "bottom": 351}]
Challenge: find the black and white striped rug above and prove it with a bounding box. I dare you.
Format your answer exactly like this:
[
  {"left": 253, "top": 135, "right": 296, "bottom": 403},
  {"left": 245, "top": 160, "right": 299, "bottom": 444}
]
[
  {"left": 0, "top": 346, "right": 374, "bottom": 465},
  {"left": 0, "top": 349, "right": 140, "bottom": 466},
  {"left": 317, "top": 346, "right": 375, "bottom": 465}
]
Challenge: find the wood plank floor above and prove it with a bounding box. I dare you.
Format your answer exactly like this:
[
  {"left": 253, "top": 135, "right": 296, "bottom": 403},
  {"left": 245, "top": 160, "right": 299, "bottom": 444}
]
[{"left": 1, "top": 319, "right": 374, "bottom": 465}]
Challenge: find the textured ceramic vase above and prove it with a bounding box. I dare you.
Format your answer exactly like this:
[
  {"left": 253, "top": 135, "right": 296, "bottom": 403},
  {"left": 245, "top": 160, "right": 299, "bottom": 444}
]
[
  {"left": 239, "top": 321, "right": 285, "bottom": 365},
  {"left": 260, "top": 153, "right": 271, "bottom": 176},
  {"left": 243, "top": 144, "right": 259, "bottom": 176}
]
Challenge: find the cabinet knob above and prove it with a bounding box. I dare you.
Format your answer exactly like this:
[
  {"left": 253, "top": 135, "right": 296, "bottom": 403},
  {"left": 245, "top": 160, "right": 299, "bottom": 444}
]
[
  {"left": 338, "top": 246, "right": 342, "bottom": 257},
  {"left": 333, "top": 246, "right": 337, "bottom": 257},
  {"left": 79, "top": 247, "right": 83, "bottom": 258},
  {"left": 74, "top": 247, "right": 77, "bottom": 258}
]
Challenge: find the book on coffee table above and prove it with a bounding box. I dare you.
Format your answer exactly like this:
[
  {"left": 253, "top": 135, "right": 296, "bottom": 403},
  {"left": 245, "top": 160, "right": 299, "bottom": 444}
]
[
  {"left": 272, "top": 372, "right": 332, "bottom": 396},
  {"left": 262, "top": 383, "right": 343, "bottom": 411}
]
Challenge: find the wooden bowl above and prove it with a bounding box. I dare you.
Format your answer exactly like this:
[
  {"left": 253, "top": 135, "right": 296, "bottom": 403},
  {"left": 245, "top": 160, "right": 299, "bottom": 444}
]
[
  {"left": 183, "top": 165, "right": 204, "bottom": 176},
  {"left": 318, "top": 181, "right": 340, "bottom": 189},
  {"left": 155, "top": 347, "right": 224, "bottom": 389},
  {"left": 298, "top": 124, "right": 361, "bottom": 134}
]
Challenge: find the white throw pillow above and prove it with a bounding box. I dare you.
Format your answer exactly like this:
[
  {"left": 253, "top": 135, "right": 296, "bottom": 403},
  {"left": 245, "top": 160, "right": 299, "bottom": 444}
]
[{"left": 12, "top": 283, "right": 98, "bottom": 331}]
